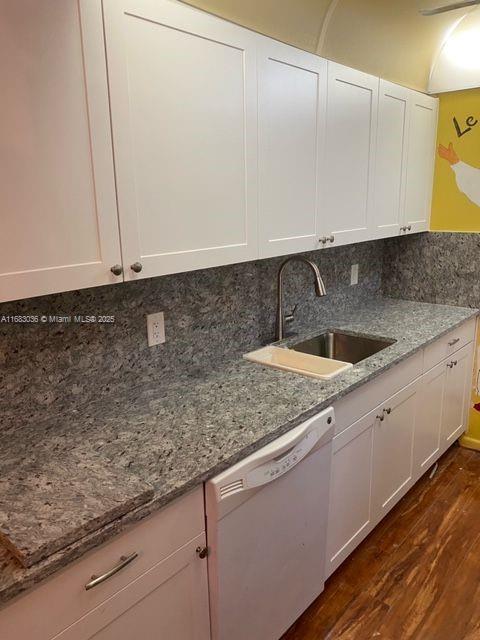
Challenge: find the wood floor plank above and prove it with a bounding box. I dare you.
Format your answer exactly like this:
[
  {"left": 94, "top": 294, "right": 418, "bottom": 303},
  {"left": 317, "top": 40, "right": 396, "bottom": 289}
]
[{"left": 282, "top": 445, "right": 480, "bottom": 640}]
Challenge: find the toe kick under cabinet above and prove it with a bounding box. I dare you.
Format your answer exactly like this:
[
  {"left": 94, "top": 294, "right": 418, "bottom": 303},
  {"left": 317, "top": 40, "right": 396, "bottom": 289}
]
[{"left": 326, "top": 319, "right": 475, "bottom": 578}]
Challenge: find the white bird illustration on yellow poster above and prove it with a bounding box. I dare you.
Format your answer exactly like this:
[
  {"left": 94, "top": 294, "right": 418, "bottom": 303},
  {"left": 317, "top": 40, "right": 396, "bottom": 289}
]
[{"left": 438, "top": 142, "right": 480, "bottom": 207}]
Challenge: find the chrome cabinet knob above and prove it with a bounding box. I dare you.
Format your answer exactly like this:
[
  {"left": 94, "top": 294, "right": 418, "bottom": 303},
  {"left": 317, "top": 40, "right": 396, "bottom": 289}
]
[
  {"left": 383, "top": 407, "right": 392, "bottom": 415},
  {"left": 131, "top": 262, "right": 143, "bottom": 273},
  {"left": 110, "top": 264, "right": 123, "bottom": 276},
  {"left": 319, "top": 236, "right": 327, "bottom": 245},
  {"left": 406, "top": 224, "right": 412, "bottom": 231},
  {"left": 328, "top": 235, "right": 335, "bottom": 243},
  {"left": 376, "top": 414, "right": 385, "bottom": 422}
]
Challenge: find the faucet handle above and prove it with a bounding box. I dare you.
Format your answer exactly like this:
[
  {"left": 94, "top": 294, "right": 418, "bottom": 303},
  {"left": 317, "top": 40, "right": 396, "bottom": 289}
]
[{"left": 285, "top": 303, "right": 298, "bottom": 324}]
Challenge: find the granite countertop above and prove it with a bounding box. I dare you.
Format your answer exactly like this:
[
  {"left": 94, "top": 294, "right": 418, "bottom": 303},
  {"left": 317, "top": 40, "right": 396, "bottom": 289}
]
[{"left": 0, "top": 298, "right": 477, "bottom": 604}]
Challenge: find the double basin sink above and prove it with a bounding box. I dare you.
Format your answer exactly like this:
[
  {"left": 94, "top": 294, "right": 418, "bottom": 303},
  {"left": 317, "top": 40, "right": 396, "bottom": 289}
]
[{"left": 245, "top": 330, "right": 396, "bottom": 380}]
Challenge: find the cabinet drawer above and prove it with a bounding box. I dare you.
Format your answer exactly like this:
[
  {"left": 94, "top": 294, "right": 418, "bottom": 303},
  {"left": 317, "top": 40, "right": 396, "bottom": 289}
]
[
  {"left": 333, "top": 350, "right": 423, "bottom": 435},
  {"left": 423, "top": 318, "right": 476, "bottom": 372},
  {"left": 0, "top": 488, "right": 204, "bottom": 640},
  {"left": 54, "top": 533, "right": 210, "bottom": 640}
]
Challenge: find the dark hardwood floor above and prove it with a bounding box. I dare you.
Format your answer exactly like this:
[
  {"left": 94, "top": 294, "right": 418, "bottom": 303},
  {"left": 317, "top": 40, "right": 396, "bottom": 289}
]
[{"left": 282, "top": 444, "right": 480, "bottom": 640}]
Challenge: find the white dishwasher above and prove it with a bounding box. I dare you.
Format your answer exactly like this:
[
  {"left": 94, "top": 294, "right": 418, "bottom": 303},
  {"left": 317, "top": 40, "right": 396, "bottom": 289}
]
[{"left": 205, "top": 406, "right": 334, "bottom": 640}]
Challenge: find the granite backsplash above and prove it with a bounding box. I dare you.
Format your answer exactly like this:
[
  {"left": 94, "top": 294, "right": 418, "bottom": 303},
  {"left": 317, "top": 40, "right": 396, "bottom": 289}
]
[
  {"left": 0, "top": 241, "right": 383, "bottom": 423},
  {"left": 383, "top": 232, "right": 480, "bottom": 308}
]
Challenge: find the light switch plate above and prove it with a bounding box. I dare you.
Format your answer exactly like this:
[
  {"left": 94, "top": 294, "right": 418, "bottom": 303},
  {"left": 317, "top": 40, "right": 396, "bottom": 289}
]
[
  {"left": 350, "top": 264, "right": 359, "bottom": 286},
  {"left": 147, "top": 312, "right": 165, "bottom": 346}
]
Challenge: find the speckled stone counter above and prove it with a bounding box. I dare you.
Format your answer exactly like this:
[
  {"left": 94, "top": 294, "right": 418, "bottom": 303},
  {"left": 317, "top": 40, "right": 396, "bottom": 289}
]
[{"left": 0, "top": 298, "right": 477, "bottom": 605}]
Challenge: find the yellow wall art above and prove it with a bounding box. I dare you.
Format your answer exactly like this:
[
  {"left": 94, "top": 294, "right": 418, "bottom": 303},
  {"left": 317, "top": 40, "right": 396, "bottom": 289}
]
[
  {"left": 431, "top": 88, "right": 480, "bottom": 449},
  {"left": 431, "top": 88, "right": 480, "bottom": 231}
]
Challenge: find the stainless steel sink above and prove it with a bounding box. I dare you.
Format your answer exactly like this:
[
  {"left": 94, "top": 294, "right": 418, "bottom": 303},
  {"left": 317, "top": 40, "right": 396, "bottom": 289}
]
[{"left": 290, "top": 330, "right": 396, "bottom": 365}]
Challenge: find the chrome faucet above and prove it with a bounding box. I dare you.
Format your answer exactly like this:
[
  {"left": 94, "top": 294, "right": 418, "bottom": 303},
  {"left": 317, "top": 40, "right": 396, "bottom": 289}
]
[{"left": 276, "top": 256, "right": 326, "bottom": 341}]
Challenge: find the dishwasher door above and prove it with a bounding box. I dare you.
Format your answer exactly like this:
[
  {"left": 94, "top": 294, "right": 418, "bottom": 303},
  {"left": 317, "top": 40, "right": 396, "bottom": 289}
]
[{"left": 205, "top": 407, "right": 334, "bottom": 640}]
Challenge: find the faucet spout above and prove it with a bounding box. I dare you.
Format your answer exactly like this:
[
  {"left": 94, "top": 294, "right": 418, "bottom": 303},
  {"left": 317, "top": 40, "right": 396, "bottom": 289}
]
[{"left": 276, "top": 256, "right": 326, "bottom": 342}]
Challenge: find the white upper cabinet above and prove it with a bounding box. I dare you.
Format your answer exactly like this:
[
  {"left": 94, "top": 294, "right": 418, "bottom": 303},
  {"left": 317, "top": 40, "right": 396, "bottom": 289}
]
[
  {"left": 0, "top": 0, "right": 122, "bottom": 303},
  {"left": 373, "top": 81, "right": 410, "bottom": 238},
  {"left": 257, "top": 39, "right": 327, "bottom": 258},
  {"left": 103, "top": 0, "right": 258, "bottom": 281},
  {"left": 375, "top": 84, "right": 438, "bottom": 238},
  {"left": 404, "top": 92, "right": 438, "bottom": 234},
  {"left": 321, "top": 63, "right": 379, "bottom": 247},
  {"left": 0, "top": 0, "right": 440, "bottom": 303}
]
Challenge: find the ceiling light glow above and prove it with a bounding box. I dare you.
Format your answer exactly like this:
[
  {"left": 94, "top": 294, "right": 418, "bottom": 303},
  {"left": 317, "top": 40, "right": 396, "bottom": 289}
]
[{"left": 443, "top": 28, "right": 480, "bottom": 70}]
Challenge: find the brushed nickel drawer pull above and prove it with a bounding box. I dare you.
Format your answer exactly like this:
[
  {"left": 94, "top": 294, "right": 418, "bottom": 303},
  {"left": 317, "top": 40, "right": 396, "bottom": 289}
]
[
  {"left": 85, "top": 552, "right": 138, "bottom": 591},
  {"left": 448, "top": 338, "right": 460, "bottom": 347}
]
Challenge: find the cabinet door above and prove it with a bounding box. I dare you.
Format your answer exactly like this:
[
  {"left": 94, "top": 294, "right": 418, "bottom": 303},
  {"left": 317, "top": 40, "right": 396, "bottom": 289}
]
[
  {"left": 404, "top": 92, "right": 438, "bottom": 234},
  {"left": 0, "top": 0, "right": 122, "bottom": 303},
  {"left": 440, "top": 343, "right": 474, "bottom": 453},
  {"left": 326, "top": 410, "right": 376, "bottom": 578},
  {"left": 257, "top": 39, "right": 327, "bottom": 257},
  {"left": 56, "top": 534, "right": 210, "bottom": 640},
  {"left": 373, "top": 81, "right": 409, "bottom": 239},
  {"left": 103, "top": 0, "right": 258, "bottom": 281},
  {"left": 373, "top": 381, "right": 418, "bottom": 519},
  {"left": 414, "top": 361, "right": 445, "bottom": 479},
  {"left": 321, "top": 62, "right": 378, "bottom": 247}
]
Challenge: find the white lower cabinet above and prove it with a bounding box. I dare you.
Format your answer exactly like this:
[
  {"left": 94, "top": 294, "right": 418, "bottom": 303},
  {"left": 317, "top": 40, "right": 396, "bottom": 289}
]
[
  {"left": 440, "top": 343, "right": 474, "bottom": 452},
  {"left": 327, "top": 381, "right": 418, "bottom": 577},
  {"left": 0, "top": 488, "right": 209, "bottom": 640},
  {"left": 326, "top": 411, "right": 375, "bottom": 576},
  {"left": 414, "top": 361, "right": 445, "bottom": 477},
  {"left": 55, "top": 533, "right": 210, "bottom": 640},
  {"left": 372, "top": 381, "right": 417, "bottom": 518},
  {"left": 327, "top": 326, "right": 475, "bottom": 579}
]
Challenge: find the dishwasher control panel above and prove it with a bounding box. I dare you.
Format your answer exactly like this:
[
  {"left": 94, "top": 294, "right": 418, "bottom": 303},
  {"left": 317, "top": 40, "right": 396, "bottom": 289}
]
[
  {"left": 209, "top": 406, "right": 334, "bottom": 504},
  {"left": 246, "top": 429, "right": 318, "bottom": 488}
]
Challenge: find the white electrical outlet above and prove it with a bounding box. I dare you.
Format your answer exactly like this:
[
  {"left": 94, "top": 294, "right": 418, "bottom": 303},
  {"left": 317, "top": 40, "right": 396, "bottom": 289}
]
[
  {"left": 147, "top": 312, "right": 165, "bottom": 346},
  {"left": 350, "top": 264, "right": 359, "bottom": 286}
]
